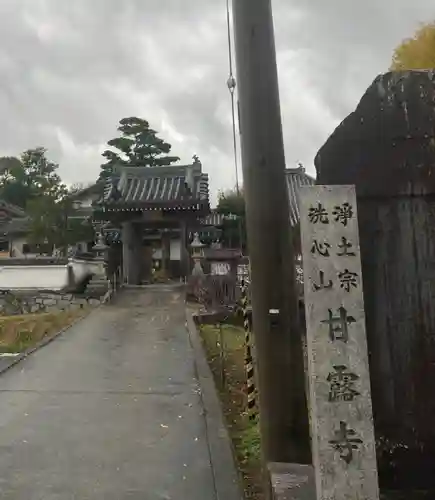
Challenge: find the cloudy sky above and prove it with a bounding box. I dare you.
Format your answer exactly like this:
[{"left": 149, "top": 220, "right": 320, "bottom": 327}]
[{"left": 0, "top": 0, "right": 433, "bottom": 204}]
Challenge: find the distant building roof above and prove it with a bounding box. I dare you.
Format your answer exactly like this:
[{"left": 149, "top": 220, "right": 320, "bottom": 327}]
[
  {"left": 201, "top": 212, "right": 225, "bottom": 227},
  {"left": 285, "top": 166, "right": 316, "bottom": 226},
  {"left": 70, "top": 182, "right": 104, "bottom": 201},
  {"left": 200, "top": 167, "right": 314, "bottom": 229},
  {"left": 200, "top": 210, "right": 235, "bottom": 227},
  {"left": 0, "top": 200, "right": 26, "bottom": 219},
  {"left": 1, "top": 217, "right": 30, "bottom": 235},
  {"left": 0, "top": 200, "right": 29, "bottom": 236},
  {"left": 96, "top": 162, "right": 209, "bottom": 212}
]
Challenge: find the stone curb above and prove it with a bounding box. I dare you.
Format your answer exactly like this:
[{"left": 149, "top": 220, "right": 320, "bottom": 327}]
[
  {"left": 185, "top": 310, "right": 245, "bottom": 500},
  {"left": 0, "top": 308, "right": 94, "bottom": 376}
]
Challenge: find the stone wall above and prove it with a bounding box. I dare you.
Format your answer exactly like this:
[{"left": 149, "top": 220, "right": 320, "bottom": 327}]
[{"left": 0, "top": 290, "right": 101, "bottom": 316}]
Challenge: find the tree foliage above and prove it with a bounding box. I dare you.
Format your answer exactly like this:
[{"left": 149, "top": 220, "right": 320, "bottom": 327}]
[
  {"left": 217, "top": 187, "right": 245, "bottom": 217},
  {"left": 216, "top": 187, "right": 246, "bottom": 250},
  {"left": 27, "top": 193, "right": 94, "bottom": 255},
  {"left": 391, "top": 22, "right": 435, "bottom": 70},
  {"left": 99, "top": 117, "right": 180, "bottom": 180},
  {"left": 0, "top": 148, "right": 95, "bottom": 255},
  {"left": 0, "top": 147, "right": 65, "bottom": 209}
]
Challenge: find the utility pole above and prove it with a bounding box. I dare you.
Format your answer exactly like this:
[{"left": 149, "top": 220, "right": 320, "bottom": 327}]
[{"left": 232, "top": 0, "right": 311, "bottom": 468}]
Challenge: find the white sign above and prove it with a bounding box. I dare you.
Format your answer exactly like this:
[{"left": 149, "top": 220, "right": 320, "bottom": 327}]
[
  {"left": 211, "top": 262, "right": 230, "bottom": 276},
  {"left": 299, "top": 185, "right": 379, "bottom": 500}
]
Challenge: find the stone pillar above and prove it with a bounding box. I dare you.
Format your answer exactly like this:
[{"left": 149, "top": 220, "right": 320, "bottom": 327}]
[
  {"left": 180, "top": 220, "right": 189, "bottom": 280},
  {"left": 315, "top": 70, "right": 435, "bottom": 493},
  {"left": 161, "top": 231, "right": 171, "bottom": 277},
  {"left": 122, "top": 222, "right": 142, "bottom": 285}
]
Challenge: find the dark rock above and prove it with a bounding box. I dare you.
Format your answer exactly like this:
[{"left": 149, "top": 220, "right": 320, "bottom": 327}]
[
  {"left": 315, "top": 70, "right": 435, "bottom": 493},
  {"left": 316, "top": 70, "right": 435, "bottom": 196}
]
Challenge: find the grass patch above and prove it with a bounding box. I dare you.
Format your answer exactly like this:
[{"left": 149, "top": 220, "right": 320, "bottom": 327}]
[
  {"left": 0, "top": 308, "right": 90, "bottom": 353},
  {"left": 200, "top": 323, "right": 264, "bottom": 500}
]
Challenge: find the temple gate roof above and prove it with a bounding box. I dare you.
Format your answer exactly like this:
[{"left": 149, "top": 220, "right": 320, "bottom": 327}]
[{"left": 95, "top": 162, "right": 209, "bottom": 213}]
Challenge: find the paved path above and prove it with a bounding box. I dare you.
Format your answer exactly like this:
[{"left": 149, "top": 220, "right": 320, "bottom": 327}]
[{"left": 0, "top": 287, "right": 221, "bottom": 499}]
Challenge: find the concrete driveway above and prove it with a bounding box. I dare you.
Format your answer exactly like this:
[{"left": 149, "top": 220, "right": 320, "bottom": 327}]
[{"left": 0, "top": 286, "right": 222, "bottom": 499}]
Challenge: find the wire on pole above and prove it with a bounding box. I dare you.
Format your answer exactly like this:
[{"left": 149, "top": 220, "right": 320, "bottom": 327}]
[{"left": 226, "top": 0, "right": 240, "bottom": 195}]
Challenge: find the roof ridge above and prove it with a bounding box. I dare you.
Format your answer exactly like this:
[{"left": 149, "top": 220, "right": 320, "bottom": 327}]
[
  {"left": 114, "top": 163, "right": 203, "bottom": 177},
  {"left": 285, "top": 167, "right": 316, "bottom": 181},
  {"left": 96, "top": 164, "right": 210, "bottom": 209}
]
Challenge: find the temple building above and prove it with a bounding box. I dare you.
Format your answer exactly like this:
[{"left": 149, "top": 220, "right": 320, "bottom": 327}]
[
  {"left": 93, "top": 159, "right": 210, "bottom": 284},
  {"left": 92, "top": 162, "right": 315, "bottom": 284}
]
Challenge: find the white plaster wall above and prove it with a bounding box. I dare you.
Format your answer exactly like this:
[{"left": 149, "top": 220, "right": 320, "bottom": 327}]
[
  {"left": 0, "top": 266, "right": 69, "bottom": 290},
  {"left": 0, "top": 259, "right": 105, "bottom": 291},
  {"left": 8, "top": 237, "right": 90, "bottom": 259},
  {"left": 9, "top": 236, "right": 49, "bottom": 259},
  {"left": 170, "top": 239, "right": 181, "bottom": 261},
  {"left": 152, "top": 239, "right": 181, "bottom": 261},
  {"left": 10, "top": 237, "right": 26, "bottom": 257}
]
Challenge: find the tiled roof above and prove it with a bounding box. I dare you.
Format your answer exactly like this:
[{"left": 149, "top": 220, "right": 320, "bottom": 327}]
[
  {"left": 98, "top": 163, "right": 209, "bottom": 208},
  {"left": 201, "top": 212, "right": 225, "bottom": 227},
  {"left": 0, "top": 217, "right": 30, "bottom": 235},
  {"left": 70, "top": 182, "right": 104, "bottom": 201},
  {"left": 197, "top": 168, "right": 314, "bottom": 228},
  {"left": 285, "top": 167, "right": 316, "bottom": 226},
  {"left": 0, "top": 200, "right": 26, "bottom": 219},
  {"left": 0, "top": 199, "right": 29, "bottom": 235}
]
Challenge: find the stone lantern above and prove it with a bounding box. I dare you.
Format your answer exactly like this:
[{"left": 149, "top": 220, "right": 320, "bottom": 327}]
[
  {"left": 91, "top": 232, "right": 109, "bottom": 279},
  {"left": 93, "top": 232, "right": 109, "bottom": 260},
  {"left": 190, "top": 232, "right": 205, "bottom": 276}
]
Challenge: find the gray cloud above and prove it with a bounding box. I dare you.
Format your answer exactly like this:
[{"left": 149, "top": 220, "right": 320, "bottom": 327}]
[{"left": 0, "top": 0, "right": 433, "bottom": 201}]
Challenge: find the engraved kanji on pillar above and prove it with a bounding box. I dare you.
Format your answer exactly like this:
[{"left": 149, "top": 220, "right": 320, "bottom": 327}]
[{"left": 299, "top": 185, "right": 379, "bottom": 500}]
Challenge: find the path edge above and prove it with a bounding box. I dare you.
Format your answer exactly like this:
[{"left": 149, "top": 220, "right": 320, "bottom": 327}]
[
  {"left": 186, "top": 309, "right": 245, "bottom": 500},
  {"left": 0, "top": 306, "right": 95, "bottom": 376}
]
